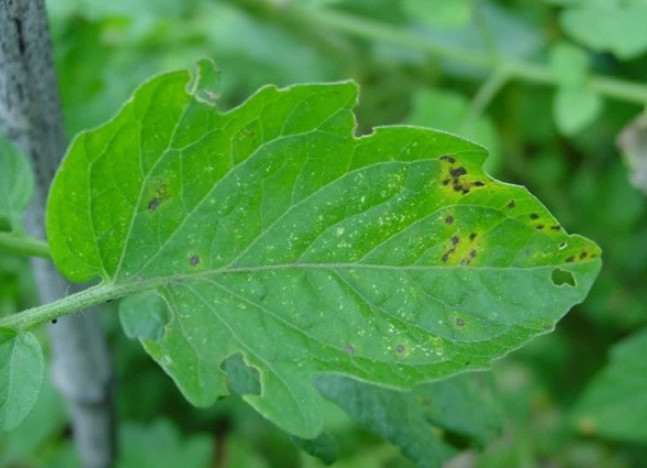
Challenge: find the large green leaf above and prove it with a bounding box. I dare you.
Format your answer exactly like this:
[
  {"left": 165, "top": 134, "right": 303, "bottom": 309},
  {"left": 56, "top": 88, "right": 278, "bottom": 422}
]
[
  {"left": 0, "top": 331, "right": 44, "bottom": 432},
  {"left": 571, "top": 328, "right": 647, "bottom": 443},
  {"left": 46, "top": 60, "right": 601, "bottom": 437}
]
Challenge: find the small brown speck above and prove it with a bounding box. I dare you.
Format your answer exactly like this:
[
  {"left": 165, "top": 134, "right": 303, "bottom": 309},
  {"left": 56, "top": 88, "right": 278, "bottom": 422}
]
[
  {"left": 442, "top": 178, "right": 451, "bottom": 185},
  {"left": 579, "top": 252, "right": 588, "bottom": 259},
  {"left": 445, "top": 215, "right": 454, "bottom": 225},
  {"left": 530, "top": 213, "right": 539, "bottom": 220},
  {"left": 507, "top": 200, "right": 515, "bottom": 209},
  {"left": 473, "top": 181, "right": 485, "bottom": 187},
  {"left": 469, "top": 233, "right": 477, "bottom": 241},
  {"left": 451, "top": 236, "right": 459, "bottom": 245},
  {"left": 456, "top": 318, "right": 465, "bottom": 327},
  {"left": 190, "top": 255, "right": 201, "bottom": 266},
  {"left": 536, "top": 224, "right": 544, "bottom": 230},
  {"left": 550, "top": 225, "right": 561, "bottom": 231},
  {"left": 148, "top": 198, "right": 160, "bottom": 212},
  {"left": 396, "top": 344, "right": 406, "bottom": 354},
  {"left": 565, "top": 256, "right": 574, "bottom": 263},
  {"left": 344, "top": 345, "right": 355, "bottom": 355},
  {"left": 469, "top": 250, "right": 477, "bottom": 258}
]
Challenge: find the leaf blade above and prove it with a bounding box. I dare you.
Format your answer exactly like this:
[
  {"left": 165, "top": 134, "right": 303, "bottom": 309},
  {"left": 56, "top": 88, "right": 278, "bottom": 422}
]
[{"left": 47, "top": 60, "right": 601, "bottom": 437}]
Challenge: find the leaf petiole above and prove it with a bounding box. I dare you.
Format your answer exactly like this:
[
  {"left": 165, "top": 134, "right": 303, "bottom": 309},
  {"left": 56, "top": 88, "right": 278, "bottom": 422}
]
[{"left": 0, "top": 231, "right": 51, "bottom": 259}]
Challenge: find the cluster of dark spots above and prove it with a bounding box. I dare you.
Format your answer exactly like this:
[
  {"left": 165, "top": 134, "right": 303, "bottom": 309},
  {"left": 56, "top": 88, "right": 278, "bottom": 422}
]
[
  {"left": 530, "top": 213, "right": 539, "bottom": 220},
  {"left": 344, "top": 345, "right": 355, "bottom": 355},
  {"left": 445, "top": 215, "right": 454, "bottom": 225},
  {"left": 455, "top": 318, "right": 465, "bottom": 327},
  {"left": 189, "top": 255, "right": 201, "bottom": 266},
  {"left": 565, "top": 256, "right": 575, "bottom": 263},
  {"left": 451, "top": 236, "right": 459, "bottom": 245},
  {"left": 507, "top": 200, "right": 516, "bottom": 209},
  {"left": 396, "top": 344, "right": 406, "bottom": 354},
  {"left": 147, "top": 182, "right": 169, "bottom": 213},
  {"left": 440, "top": 155, "right": 456, "bottom": 163},
  {"left": 469, "top": 232, "right": 477, "bottom": 241}
]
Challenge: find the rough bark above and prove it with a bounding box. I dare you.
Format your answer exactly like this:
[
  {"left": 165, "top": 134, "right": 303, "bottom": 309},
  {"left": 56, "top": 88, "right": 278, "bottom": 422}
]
[{"left": 0, "top": 1, "right": 115, "bottom": 466}]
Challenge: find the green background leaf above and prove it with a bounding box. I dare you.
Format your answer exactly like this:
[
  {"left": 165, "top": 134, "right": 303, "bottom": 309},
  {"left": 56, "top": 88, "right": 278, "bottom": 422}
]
[
  {"left": 571, "top": 327, "right": 647, "bottom": 443},
  {"left": 46, "top": 60, "right": 601, "bottom": 438},
  {"left": 561, "top": 5, "right": 647, "bottom": 59},
  {"left": 0, "top": 333, "right": 44, "bottom": 432},
  {"left": 317, "top": 374, "right": 500, "bottom": 468},
  {"left": 0, "top": 140, "right": 34, "bottom": 233}
]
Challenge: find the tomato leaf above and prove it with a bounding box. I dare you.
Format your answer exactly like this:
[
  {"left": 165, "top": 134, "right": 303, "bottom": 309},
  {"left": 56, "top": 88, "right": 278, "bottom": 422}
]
[{"left": 46, "top": 60, "right": 601, "bottom": 437}]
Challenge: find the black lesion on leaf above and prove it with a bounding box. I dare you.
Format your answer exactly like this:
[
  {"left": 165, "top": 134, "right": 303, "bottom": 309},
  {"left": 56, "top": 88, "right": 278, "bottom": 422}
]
[
  {"left": 442, "top": 178, "right": 451, "bottom": 185},
  {"left": 455, "top": 318, "right": 465, "bottom": 327},
  {"left": 565, "top": 256, "right": 575, "bottom": 263},
  {"left": 469, "top": 232, "right": 477, "bottom": 241},
  {"left": 550, "top": 225, "right": 561, "bottom": 231},
  {"left": 440, "top": 155, "right": 456, "bottom": 163},
  {"left": 189, "top": 255, "right": 201, "bottom": 266},
  {"left": 451, "top": 236, "right": 459, "bottom": 245},
  {"left": 445, "top": 215, "right": 454, "bottom": 225},
  {"left": 530, "top": 213, "right": 539, "bottom": 220},
  {"left": 344, "top": 345, "right": 355, "bottom": 355},
  {"left": 450, "top": 167, "right": 467, "bottom": 178},
  {"left": 469, "top": 250, "right": 477, "bottom": 258},
  {"left": 579, "top": 252, "right": 588, "bottom": 259},
  {"left": 441, "top": 248, "right": 456, "bottom": 262},
  {"left": 507, "top": 200, "right": 516, "bottom": 209},
  {"left": 536, "top": 224, "right": 544, "bottom": 230},
  {"left": 472, "top": 181, "right": 485, "bottom": 187},
  {"left": 396, "top": 344, "right": 406, "bottom": 354},
  {"left": 148, "top": 197, "right": 160, "bottom": 212}
]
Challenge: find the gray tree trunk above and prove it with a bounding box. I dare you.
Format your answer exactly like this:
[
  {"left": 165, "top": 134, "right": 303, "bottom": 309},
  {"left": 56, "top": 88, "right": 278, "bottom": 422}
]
[{"left": 0, "top": 1, "right": 115, "bottom": 466}]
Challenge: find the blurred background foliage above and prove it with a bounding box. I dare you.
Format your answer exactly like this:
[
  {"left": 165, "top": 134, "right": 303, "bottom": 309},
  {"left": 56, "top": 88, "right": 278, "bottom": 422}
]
[{"left": 1, "top": 0, "right": 647, "bottom": 466}]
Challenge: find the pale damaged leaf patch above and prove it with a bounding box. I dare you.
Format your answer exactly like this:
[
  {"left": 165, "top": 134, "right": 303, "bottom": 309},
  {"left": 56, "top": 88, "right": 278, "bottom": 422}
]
[{"left": 47, "top": 60, "right": 601, "bottom": 437}]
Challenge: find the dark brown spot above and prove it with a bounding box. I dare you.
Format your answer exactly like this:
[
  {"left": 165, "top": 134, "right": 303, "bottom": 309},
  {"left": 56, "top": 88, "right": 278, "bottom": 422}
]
[
  {"left": 456, "top": 318, "right": 465, "bottom": 327},
  {"left": 344, "top": 345, "right": 355, "bottom": 355},
  {"left": 507, "top": 200, "right": 515, "bottom": 209},
  {"left": 536, "top": 224, "right": 544, "bottom": 230},
  {"left": 450, "top": 167, "right": 467, "bottom": 178},
  {"left": 51, "top": 319, "right": 58, "bottom": 324},
  {"left": 445, "top": 215, "right": 454, "bottom": 225},
  {"left": 442, "top": 178, "right": 451, "bottom": 185},
  {"left": 148, "top": 198, "right": 160, "bottom": 212},
  {"left": 550, "top": 225, "right": 561, "bottom": 231},
  {"left": 469, "top": 233, "right": 477, "bottom": 241},
  {"left": 579, "top": 252, "right": 588, "bottom": 259},
  {"left": 451, "top": 236, "right": 459, "bottom": 245},
  {"left": 190, "top": 255, "right": 201, "bottom": 266},
  {"left": 565, "top": 256, "right": 574, "bottom": 263},
  {"left": 440, "top": 155, "right": 456, "bottom": 163},
  {"left": 442, "top": 248, "right": 455, "bottom": 263},
  {"left": 469, "top": 250, "right": 477, "bottom": 258},
  {"left": 396, "top": 344, "right": 406, "bottom": 354},
  {"left": 473, "top": 181, "right": 485, "bottom": 187},
  {"left": 530, "top": 213, "right": 539, "bottom": 220}
]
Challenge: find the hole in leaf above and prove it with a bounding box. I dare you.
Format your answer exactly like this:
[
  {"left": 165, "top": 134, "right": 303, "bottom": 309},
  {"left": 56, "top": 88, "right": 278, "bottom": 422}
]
[
  {"left": 552, "top": 268, "right": 575, "bottom": 287},
  {"left": 221, "top": 353, "right": 261, "bottom": 395}
]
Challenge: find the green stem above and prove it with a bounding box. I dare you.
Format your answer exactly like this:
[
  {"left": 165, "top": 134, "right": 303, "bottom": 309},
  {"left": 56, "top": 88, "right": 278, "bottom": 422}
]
[
  {"left": 0, "top": 231, "right": 51, "bottom": 258},
  {"left": 466, "top": 69, "right": 510, "bottom": 122},
  {"left": 0, "top": 280, "right": 156, "bottom": 332},
  {"left": 263, "top": 3, "right": 647, "bottom": 105}
]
